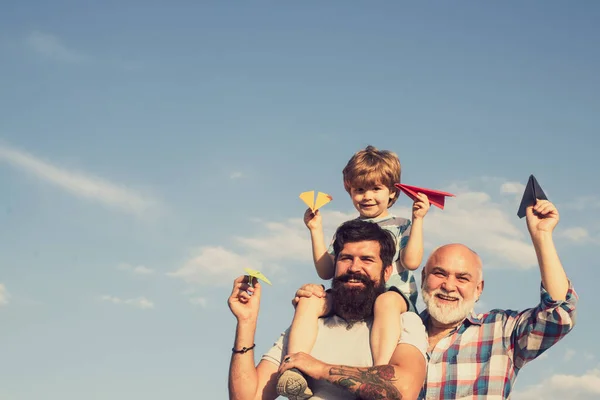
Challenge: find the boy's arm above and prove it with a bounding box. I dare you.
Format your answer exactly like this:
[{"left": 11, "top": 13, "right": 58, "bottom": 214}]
[
  {"left": 399, "top": 192, "right": 430, "bottom": 271},
  {"left": 304, "top": 208, "right": 335, "bottom": 280},
  {"left": 399, "top": 218, "right": 423, "bottom": 271}
]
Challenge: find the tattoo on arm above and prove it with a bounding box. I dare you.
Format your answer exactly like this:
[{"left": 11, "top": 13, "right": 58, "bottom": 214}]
[{"left": 328, "top": 365, "right": 402, "bottom": 400}]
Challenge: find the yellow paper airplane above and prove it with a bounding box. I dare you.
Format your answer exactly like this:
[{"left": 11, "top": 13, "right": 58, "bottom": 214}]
[
  {"left": 244, "top": 267, "right": 272, "bottom": 286},
  {"left": 299, "top": 191, "right": 332, "bottom": 212}
]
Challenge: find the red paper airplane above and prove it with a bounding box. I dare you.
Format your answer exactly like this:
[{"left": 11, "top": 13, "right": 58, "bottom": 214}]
[{"left": 394, "top": 183, "right": 455, "bottom": 210}]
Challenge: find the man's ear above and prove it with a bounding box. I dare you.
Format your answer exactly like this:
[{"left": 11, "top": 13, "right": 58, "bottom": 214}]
[
  {"left": 476, "top": 280, "right": 485, "bottom": 301},
  {"left": 384, "top": 264, "right": 393, "bottom": 282}
]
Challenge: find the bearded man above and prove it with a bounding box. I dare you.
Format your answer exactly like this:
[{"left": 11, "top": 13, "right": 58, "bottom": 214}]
[
  {"left": 416, "top": 199, "right": 578, "bottom": 399},
  {"left": 227, "top": 219, "right": 428, "bottom": 400}
]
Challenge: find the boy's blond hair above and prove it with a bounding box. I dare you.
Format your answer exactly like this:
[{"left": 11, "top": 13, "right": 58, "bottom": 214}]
[{"left": 342, "top": 145, "right": 402, "bottom": 207}]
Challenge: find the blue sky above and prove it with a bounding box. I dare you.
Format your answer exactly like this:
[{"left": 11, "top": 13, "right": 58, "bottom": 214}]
[{"left": 1, "top": 1, "right": 599, "bottom": 399}]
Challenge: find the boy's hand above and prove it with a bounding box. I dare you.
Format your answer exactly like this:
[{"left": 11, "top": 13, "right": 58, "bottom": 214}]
[
  {"left": 292, "top": 283, "right": 331, "bottom": 316},
  {"left": 292, "top": 283, "right": 327, "bottom": 305},
  {"left": 303, "top": 208, "right": 323, "bottom": 231},
  {"left": 412, "top": 192, "right": 430, "bottom": 220},
  {"left": 526, "top": 200, "right": 559, "bottom": 236}
]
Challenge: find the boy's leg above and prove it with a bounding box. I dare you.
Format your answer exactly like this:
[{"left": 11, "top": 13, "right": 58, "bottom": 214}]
[
  {"left": 277, "top": 295, "right": 328, "bottom": 399},
  {"left": 371, "top": 290, "right": 409, "bottom": 365}
]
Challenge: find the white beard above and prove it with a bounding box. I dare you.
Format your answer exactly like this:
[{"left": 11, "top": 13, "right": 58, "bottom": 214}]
[{"left": 422, "top": 285, "right": 477, "bottom": 325}]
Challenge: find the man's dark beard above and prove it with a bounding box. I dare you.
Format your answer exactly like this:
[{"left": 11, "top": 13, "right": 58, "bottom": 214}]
[{"left": 330, "top": 272, "right": 386, "bottom": 325}]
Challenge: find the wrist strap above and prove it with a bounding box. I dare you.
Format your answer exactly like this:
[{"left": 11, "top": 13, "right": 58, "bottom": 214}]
[{"left": 232, "top": 343, "right": 256, "bottom": 354}]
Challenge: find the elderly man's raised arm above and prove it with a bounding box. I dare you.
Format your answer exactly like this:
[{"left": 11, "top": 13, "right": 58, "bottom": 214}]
[
  {"left": 505, "top": 201, "right": 578, "bottom": 368},
  {"left": 227, "top": 276, "right": 279, "bottom": 400},
  {"left": 526, "top": 200, "right": 569, "bottom": 300}
]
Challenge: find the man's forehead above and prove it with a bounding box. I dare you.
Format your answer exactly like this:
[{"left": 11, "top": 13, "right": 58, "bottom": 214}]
[
  {"left": 427, "top": 246, "right": 480, "bottom": 274},
  {"left": 340, "top": 240, "right": 381, "bottom": 254}
]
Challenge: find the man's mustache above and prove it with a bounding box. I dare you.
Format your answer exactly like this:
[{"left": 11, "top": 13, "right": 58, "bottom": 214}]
[{"left": 335, "top": 273, "right": 371, "bottom": 285}]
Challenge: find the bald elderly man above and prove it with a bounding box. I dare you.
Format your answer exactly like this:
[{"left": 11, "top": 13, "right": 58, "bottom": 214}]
[{"left": 293, "top": 199, "right": 577, "bottom": 399}]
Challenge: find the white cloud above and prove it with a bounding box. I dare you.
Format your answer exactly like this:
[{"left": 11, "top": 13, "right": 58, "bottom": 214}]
[
  {"left": 564, "top": 196, "right": 600, "bottom": 211},
  {"left": 189, "top": 297, "right": 208, "bottom": 307},
  {"left": 565, "top": 348, "right": 576, "bottom": 361},
  {"left": 514, "top": 368, "right": 600, "bottom": 400},
  {"left": 558, "top": 227, "right": 598, "bottom": 244},
  {"left": 25, "top": 31, "right": 87, "bottom": 63},
  {"left": 234, "top": 218, "right": 312, "bottom": 261},
  {"left": 169, "top": 178, "right": 560, "bottom": 288},
  {"left": 168, "top": 210, "right": 351, "bottom": 286},
  {"left": 0, "top": 143, "right": 159, "bottom": 216},
  {"left": 117, "top": 263, "right": 154, "bottom": 275},
  {"left": 100, "top": 295, "right": 154, "bottom": 309},
  {"left": 230, "top": 172, "right": 243, "bottom": 179},
  {"left": 421, "top": 187, "right": 537, "bottom": 269},
  {"left": 167, "top": 246, "right": 262, "bottom": 286},
  {"left": 501, "top": 181, "right": 525, "bottom": 194},
  {"left": 0, "top": 283, "right": 10, "bottom": 306}
]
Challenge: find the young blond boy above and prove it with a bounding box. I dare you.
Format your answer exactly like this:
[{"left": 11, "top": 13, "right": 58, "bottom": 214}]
[{"left": 277, "top": 145, "right": 430, "bottom": 399}]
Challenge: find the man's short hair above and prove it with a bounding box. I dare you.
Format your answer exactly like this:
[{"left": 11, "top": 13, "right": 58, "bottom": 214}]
[{"left": 332, "top": 219, "right": 396, "bottom": 267}]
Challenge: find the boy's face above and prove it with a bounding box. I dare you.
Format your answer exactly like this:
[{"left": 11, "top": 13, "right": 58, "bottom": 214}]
[{"left": 349, "top": 182, "right": 395, "bottom": 219}]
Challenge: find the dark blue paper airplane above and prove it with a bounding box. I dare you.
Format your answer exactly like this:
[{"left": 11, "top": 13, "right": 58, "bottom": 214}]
[{"left": 517, "top": 175, "right": 548, "bottom": 218}]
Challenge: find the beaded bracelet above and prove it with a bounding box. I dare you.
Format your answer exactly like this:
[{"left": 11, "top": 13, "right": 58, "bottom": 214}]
[{"left": 232, "top": 343, "right": 256, "bottom": 354}]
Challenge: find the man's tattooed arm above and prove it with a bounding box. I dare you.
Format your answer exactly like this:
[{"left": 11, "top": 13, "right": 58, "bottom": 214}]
[{"left": 327, "top": 365, "right": 402, "bottom": 400}]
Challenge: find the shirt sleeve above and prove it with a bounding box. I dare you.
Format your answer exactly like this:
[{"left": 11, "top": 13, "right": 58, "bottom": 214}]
[
  {"left": 261, "top": 328, "right": 290, "bottom": 367},
  {"left": 504, "top": 281, "right": 578, "bottom": 368},
  {"left": 326, "top": 233, "right": 336, "bottom": 257},
  {"left": 398, "top": 219, "right": 411, "bottom": 250},
  {"left": 397, "top": 312, "right": 428, "bottom": 359}
]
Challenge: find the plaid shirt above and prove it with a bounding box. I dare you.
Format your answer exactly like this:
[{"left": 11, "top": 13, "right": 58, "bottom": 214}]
[{"left": 419, "top": 282, "right": 578, "bottom": 399}]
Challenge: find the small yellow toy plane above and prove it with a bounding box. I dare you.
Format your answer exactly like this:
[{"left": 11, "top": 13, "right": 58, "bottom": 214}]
[
  {"left": 299, "top": 190, "right": 332, "bottom": 212},
  {"left": 244, "top": 267, "right": 272, "bottom": 288}
]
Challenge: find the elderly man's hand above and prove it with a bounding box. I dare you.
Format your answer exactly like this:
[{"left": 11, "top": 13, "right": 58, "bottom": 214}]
[
  {"left": 228, "top": 275, "right": 261, "bottom": 323},
  {"left": 526, "top": 200, "right": 559, "bottom": 237}
]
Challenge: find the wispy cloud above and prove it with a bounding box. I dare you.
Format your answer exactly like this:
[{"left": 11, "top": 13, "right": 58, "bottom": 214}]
[
  {"left": 23, "top": 30, "right": 138, "bottom": 70},
  {"left": 500, "top": 181, "right": 525, "bottom": 194},
  {"left": 189, "top": 297, "right": 208, "bottom": 307},
  {"left": 558, "top": 227, "right": 599, "bottom": 244},
  {"left": 168, "top": 180, "right": 543, "bottom": 289},
  {"left": 564, "top": 349, "right": 576, "bottom": 361},
  {"left": 564, "top": 196, "right": 600, "bottom": 211},
  {"left": 117, "top": 263, "right": 154, "bottom": 275},
  {"left": 0, "top": 143, "right": 159, "bottom": 216},
  {"left": 25, "top": 31, "right": 87, "bottom": 63},
  {"left": 514, "top": 368, "right": 600, "bottom": 399},
  {"left": 421, "top": 183, "right": 537, "bottom": 269},
  {"left": 230, "top": 172, "right": 243, "bottom": 179},
  {"left": 99, "top": 295, "right": 154, "bottom": 310},
  {"left": 0, "top": 283, "right": 9, "bottom": 306},
  {"left": 167, "top": 246, "right": 264, "bottom": 286}
]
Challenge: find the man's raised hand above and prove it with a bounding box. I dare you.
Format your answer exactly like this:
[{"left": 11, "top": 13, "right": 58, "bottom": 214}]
[{"left": 228, "top": 275, "right": 261, "bottom": 323}]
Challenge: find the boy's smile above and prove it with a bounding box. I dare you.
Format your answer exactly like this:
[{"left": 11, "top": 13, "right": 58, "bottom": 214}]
[{"left": 350, "top": 183, "right": 396, "bottom": 219}]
